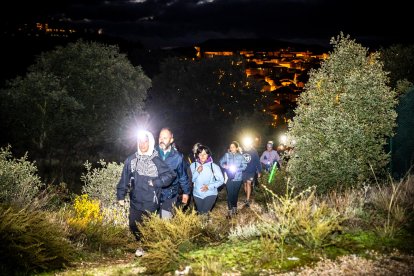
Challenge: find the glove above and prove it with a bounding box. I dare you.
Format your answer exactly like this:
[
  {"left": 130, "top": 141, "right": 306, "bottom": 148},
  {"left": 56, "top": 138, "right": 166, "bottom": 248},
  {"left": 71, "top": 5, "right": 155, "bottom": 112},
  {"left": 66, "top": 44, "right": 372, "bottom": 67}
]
[{"left": 118, "top": 199, "right": 125, "bottom": 206}]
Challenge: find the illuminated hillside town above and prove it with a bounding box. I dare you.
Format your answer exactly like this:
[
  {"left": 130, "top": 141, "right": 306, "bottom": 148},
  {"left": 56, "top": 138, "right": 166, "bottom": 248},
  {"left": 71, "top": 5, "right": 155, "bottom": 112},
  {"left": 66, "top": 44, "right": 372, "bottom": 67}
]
[
  {"left": 2, "top": 22, "right": 79, "bottom": 38},
  {"left": 194, "top": 40, "right": 328, "bottom": 126},
  {"left": 2, "top": 22, "right": 328, "bottom": 127}
]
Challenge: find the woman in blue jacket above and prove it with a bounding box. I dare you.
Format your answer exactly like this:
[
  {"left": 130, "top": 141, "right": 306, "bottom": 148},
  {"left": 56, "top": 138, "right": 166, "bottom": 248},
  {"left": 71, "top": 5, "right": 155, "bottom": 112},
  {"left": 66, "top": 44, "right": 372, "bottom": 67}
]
[
  {"left": 219, "top": 141, "right": 247, "bottom": 217},
  {"left": 190, "top": 144, "right": 224, "bottom": 214}
]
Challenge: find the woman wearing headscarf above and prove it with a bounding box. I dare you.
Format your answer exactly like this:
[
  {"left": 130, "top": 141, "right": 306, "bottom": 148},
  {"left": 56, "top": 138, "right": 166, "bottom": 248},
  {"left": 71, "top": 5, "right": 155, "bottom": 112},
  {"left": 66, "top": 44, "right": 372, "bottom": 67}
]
[{"left": 117, "top": 130, "right": 176, "bottom": 256}]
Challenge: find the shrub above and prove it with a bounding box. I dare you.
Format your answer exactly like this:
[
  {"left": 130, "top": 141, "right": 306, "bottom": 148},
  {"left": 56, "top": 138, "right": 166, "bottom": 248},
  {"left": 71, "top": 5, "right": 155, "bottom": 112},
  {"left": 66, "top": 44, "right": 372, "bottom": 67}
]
[
  {"left": 259, "top": 184, "right": 343, "bottom": 254},
  {"left": 325, "top": 186, "right": 368, "bottom": 228},
  {"left": 0, "top": 205, "right": 75, "bottom": 275},
  {"left": 66, "top": 194, "right": 131, "bottom": 253},
  {"left": 139, "top": 207, "right": 203, "bottom": 274},
  {"left": 287, "top": 33, "right": 397, "bottom": 193},
  {"left": 228, "top": 223, "right": 262, "bottom": 241},
  {"left": 0, "top": 145, "right": 44, "bottom": 208},
  {"left": 67, "top": 194, "right": 103, "bottom": 228},
  {"left": 81, "top": 160, "right": 128, "bottom": 226},
  {"left": 368, "top": 175, "right": 414, "bottom": 238}
]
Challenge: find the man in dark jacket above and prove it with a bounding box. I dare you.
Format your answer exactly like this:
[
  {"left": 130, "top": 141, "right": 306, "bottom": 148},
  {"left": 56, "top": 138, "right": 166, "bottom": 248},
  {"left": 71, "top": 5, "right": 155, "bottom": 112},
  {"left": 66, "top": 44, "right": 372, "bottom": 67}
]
[
  {"left": 157, "top": 127, "right": 191, "bottom": 219},
  {"left": 117, "top": 130, "right": 176, "bottom": 256},
  {"left": 242, "top": 141, "right": 262, "bottom": 207}
]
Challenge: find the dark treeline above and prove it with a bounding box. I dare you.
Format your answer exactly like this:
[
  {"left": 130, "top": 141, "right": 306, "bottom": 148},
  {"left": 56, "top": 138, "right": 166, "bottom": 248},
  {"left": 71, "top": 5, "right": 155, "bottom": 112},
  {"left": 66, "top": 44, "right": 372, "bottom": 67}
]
[
  {"left": 2, "top": 33, "right": 413, "bottom": 192},
  {"left": 0, "top": 34, "right": 286, "bottom": 192}
]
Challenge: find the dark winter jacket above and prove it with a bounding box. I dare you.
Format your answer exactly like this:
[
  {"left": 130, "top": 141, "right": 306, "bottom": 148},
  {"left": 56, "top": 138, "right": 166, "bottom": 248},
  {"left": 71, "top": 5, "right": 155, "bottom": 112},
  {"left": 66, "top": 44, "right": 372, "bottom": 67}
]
[
  {"left": 117, "top": 151, "right": 176, "bottom": 212},
  {"left": 242, "top": 148, "right": 262, "bottom": 174},
  {"left": 156, "top": 145, "right": 191, "bottom": 201}
]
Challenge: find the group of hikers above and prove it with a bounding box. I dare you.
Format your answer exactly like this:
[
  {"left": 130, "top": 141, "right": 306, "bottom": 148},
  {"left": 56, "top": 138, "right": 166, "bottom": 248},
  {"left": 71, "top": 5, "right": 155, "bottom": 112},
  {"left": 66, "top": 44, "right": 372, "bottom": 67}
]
[{"left": 116, "top": 128, "right": 283, "bottom": 257}]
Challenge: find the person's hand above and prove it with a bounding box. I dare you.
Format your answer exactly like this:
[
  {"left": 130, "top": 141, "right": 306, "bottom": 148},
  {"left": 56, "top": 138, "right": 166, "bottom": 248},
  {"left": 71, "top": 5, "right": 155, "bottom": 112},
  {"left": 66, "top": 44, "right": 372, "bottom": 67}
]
[
  {"left": 118, "top": 200, "right": 125, "bottom": 206},
  {"left": 197, "top": 165, "right": 203, "bottom": 173},
  {"left": 201, "top": 184, "right": 209, "bottom": 192},
  {"left": 181, "top": 194, "right": 189, "bottom": 204}
]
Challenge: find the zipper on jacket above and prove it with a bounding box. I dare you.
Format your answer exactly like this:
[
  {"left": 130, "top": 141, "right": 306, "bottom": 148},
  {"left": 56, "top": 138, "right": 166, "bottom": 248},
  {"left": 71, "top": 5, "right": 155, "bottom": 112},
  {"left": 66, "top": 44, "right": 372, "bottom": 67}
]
[{"left": 153, "top": 191, "right": 158, "bottom": 204}]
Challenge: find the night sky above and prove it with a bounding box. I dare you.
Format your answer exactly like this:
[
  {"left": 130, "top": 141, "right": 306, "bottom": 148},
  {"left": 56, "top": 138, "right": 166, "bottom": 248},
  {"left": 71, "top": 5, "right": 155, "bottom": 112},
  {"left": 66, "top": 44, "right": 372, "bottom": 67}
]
[{"left": 1, "top": 0, "right": 412, "bottom": 49}]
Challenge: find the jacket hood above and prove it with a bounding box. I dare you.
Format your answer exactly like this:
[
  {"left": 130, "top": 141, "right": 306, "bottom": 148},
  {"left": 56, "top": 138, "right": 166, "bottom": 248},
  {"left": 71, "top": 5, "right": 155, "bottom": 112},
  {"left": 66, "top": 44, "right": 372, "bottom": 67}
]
[{"left": 137, "top": 130, "right": 155, "bottom": 156}]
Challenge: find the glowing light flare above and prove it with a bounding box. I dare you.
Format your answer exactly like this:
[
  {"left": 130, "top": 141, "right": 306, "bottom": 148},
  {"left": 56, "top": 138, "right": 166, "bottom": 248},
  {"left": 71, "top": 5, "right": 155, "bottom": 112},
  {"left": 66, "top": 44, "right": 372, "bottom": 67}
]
[
  {"left": 280, "top": 134, "right": 287, "bottom": 145},
  {"left": 136, "top": 130, "right": 148, "bottom": 142},
  {"left": 242, "top": 136, "right": 253, "bottom": 148}
]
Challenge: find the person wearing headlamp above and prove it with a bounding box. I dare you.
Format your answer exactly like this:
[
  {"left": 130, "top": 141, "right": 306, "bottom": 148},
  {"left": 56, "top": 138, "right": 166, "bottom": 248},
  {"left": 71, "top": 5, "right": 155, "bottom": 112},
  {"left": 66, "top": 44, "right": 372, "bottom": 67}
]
[
  {"left": 260, "top": 141, "right": 281, "bottom": 172},
  {"left": 219, "top": 141, "right": 247, "bottom": 218},
  {"left": 116, "top": 130, "right": 176, "bottom": 257}
]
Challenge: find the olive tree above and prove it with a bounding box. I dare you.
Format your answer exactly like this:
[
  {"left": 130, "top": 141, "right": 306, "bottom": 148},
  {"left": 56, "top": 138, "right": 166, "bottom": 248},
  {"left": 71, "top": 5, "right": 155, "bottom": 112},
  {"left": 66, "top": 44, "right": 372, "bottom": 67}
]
[{"left": 287, "top": 33, "right": 397, "bottom": 193}]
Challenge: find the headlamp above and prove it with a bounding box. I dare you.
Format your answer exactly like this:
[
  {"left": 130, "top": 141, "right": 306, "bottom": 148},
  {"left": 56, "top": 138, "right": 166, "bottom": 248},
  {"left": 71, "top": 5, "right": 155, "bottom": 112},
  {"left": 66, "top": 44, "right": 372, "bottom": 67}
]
[
  {"left": 242, "top": 136, "right": 253, "bottom": 148},
  {"left": 280, "top": 134, "right": 287, "bottom": 145},
  {"left": 137, "top": 130, "right": 148, "bottom": 142}
]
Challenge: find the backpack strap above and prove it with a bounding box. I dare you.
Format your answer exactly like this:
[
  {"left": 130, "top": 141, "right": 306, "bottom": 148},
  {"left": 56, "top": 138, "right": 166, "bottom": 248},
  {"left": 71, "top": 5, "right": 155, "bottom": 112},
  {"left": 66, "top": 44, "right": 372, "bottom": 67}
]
[{"left": 211, "top": 163, "right": 217, "bottom": 181}]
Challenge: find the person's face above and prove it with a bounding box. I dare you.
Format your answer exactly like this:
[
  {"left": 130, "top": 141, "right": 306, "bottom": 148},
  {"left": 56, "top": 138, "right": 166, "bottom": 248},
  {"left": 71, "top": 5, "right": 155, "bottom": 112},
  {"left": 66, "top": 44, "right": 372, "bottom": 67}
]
[
  {"left": 229, "top": 143, "right": 238, "bottom": 153},
  {"left": 267, "top": 144, "right": 273, "bottom": 151},
  {"left": 138, "top": 137, "right": 150, "bottom": 153},
  {"left": 159, "top": 129, "right": 174, "bottom": 150},
  {"left": 198, "top": 149, "right": 209, "bottom": 163}
]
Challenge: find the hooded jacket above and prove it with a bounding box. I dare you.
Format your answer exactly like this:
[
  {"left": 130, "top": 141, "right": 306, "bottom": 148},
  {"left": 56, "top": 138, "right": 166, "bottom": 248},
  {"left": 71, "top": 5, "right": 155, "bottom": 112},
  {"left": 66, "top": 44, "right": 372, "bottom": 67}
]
[
  {"left": 156, "top": 145, "right": 191, "bottom": 201},
  {"left": 117, "top": 130, "right": 176, "bottom": 211}
]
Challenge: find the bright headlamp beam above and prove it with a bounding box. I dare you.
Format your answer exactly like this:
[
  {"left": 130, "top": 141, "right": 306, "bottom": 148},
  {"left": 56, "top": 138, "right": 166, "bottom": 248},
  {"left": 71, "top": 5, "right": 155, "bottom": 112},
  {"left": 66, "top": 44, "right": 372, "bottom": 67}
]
[
  {"left": 242, "top": 136, "right": 253, "bottom": 148},
  {"left": 137, "top": 130, "right": 147, "bottom": 141},
  {"left": 280, "top": 134, "right": 287, "bottom": 145}
]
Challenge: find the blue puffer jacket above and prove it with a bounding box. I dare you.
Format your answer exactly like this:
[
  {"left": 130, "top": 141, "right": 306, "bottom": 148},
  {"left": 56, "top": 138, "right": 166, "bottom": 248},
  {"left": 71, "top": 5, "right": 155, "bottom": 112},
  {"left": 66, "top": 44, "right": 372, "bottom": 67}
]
[
  {"left": 156, "top": 146, "right": 191, "bottom": 201},
  {"left": 219, "top": 152, "right": 247, "bottom": 182}
]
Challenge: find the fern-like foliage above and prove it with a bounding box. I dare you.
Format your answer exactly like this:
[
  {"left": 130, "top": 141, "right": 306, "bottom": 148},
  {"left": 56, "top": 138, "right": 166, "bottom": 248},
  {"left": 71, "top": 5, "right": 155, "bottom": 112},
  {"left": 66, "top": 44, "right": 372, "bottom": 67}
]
[{"left": 0, "top": 205, "right": 75, "bottom": 275}]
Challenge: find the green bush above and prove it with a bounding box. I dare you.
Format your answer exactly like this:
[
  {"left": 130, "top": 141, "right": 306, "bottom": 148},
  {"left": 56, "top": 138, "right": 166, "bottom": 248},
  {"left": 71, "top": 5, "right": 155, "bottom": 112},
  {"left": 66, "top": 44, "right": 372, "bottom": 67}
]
[
  {"left": 287, "top": 33, "right": 397, "bottom": 193},
  {"left": 0, "top": 205, "right": 75, "bottom": 275},
  {"left": 0, "top": 145, "right": 44, "bottom": 208},
  {"left": 258, "top": 184, "right": 343, "bottom": 254},
  {"left": 139, "top": 208, "right": 203, "bottom": 274},
  {"left": 81, "top": 160, "right": 128, "bottom": 226},
  {"left": 65, "top": 194, "right": 133, "bottom": 254}
]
